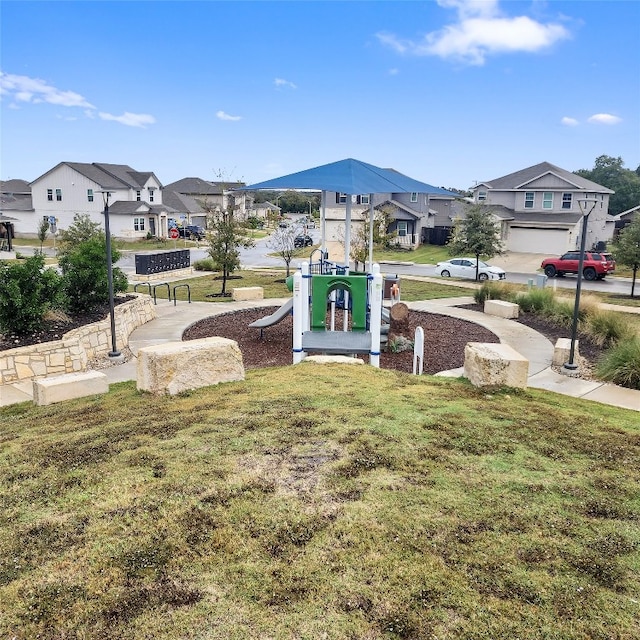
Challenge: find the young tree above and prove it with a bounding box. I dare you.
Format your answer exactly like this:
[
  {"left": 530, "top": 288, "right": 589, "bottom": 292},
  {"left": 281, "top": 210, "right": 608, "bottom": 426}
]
[
  {"left": 57, "top": 213, "right": 103, "bottom": 257},
  {"left": 611, "top": 216, "right": 640, "bottom": 297},
  {"left": 447, "top": 204, "right": 505, "bottom": 281},
  {"left": 205, "top": 204, "right": 254, "bottom": 296},
  {"left": 340, "top": 206, "right": 398, "bottom": 270},
  {"left": 267, "top": 224, "right": 303, "bottom": 277},
  {"left": 36, "top": 218, "right": 49, "bottom": 254}
]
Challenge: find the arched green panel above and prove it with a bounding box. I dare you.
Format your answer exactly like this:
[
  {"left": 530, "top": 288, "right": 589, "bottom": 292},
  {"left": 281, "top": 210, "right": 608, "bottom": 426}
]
[{"left": 310, "top": 274, "right": 368, "bottom": 331}]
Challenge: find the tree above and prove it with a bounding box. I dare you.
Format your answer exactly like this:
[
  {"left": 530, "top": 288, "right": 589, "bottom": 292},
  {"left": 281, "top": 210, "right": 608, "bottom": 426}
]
[
  {"left": 575, "top": 155, "right": 640, "bottom": 216},
  {"left": 447, "top": 204, "right": 505, "bottom": 280},
  {"left": 0, "top": 254, "right": 62, "bottom": 335},
  {"left": 36, "top": 218, "right": 49, "bottom": 254},
  {"left": 59, "top": 236, "right": 128, "bottom": 314},
  {"left": 56, "top": 213, "right": 103, "bottom": 257},
  {"left": 205, "top": 203, "right": 254, "bottom": 296},
  {"left": 340, "top": 206, "right": 397, "bottom": 270},
  {"left": 267, "top": 224, "right": 303, "bottom": 277},
  {"left": 611, "top": 216, "right": 640, "bottom": 297}
]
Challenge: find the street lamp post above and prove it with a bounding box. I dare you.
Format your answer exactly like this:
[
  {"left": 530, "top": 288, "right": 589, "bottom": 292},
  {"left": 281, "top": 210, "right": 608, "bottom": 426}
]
[
  {"left": 563, "top": 196, "right": 597, "bottom": 372},
  {"left": 100, "top": 191, "right": 122, "bottom": 358}
]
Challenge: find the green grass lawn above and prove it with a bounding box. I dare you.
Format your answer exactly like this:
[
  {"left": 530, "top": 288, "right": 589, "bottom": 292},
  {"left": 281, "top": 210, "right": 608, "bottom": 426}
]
[{"left": 1, "top": 366, "right": 638, "bottom": 639}]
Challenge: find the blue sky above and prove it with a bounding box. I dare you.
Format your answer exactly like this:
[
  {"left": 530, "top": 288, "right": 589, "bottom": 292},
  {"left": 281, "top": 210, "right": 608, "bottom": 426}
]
[{"left": 1, "top": 0, "right": 639, "bottom": 190}]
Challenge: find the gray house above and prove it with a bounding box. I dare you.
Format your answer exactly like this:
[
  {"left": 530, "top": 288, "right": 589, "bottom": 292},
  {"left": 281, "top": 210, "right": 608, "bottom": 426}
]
[{"left": 471, "top": 162, "right": 616, "bottom": 254}]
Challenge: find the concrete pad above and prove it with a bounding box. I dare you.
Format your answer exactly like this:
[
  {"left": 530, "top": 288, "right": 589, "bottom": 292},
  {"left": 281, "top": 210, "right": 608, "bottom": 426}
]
[
  {"left": 0, "top": 383, "right": 33, "bottom": 406},
  {"left": 232, "top": 286, "right": 264, "bottom": 301},
  {"left": 578, "top": 383, "right": 640, "bottom": 412},
  {"left": 527, "top": 368, "right": 605, "bottom": 397},
  {"left": 32, "top": 370, "right": 109, "bottom": 406}
]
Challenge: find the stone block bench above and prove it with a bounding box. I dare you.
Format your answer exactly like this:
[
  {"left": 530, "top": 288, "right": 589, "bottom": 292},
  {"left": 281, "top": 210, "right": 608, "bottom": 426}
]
[
  {"left": 137, "top": 337, "right": 245, "bottom": 395},
  {"left": 484, "top": 299, "right": 519, "bottom": 319},
  {"left": 464, "top": 342, "right": 529, "bottom": 389},
  {"left": 33, "top": 370, "right": 109, "bottom": 406},
  {"left": 232, "top": 286, "right": 264, "bottom": 302},
  {"left": 552, "top": 337, "right": 578, "bottom": 367}
]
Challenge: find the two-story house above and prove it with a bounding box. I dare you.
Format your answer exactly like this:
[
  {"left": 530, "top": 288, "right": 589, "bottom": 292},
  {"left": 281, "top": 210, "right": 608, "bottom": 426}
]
[
  {"left": 29, "top": 162, "right": 174, "bottom": 240},
  {"left": 471, "top": 162, "right": 616, "bottom": 254},
  {"left": 164, "top": 177, "right": 252, "bottom": 228},
  {"left": 1, "top": 179, "right": 33, "bottom": 249}
]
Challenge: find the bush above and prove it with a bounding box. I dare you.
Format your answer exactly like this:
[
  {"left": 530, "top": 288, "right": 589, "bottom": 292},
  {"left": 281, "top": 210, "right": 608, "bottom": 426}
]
[
  {"left": 515, "top": 288, "right": 556, "bottom": 313},
  {"left": 59, "top": 237, "right": 128, "bottom": 314},
  {"left": 584, "top": 309, "right": 636, "bottom": 348},
  {"left": 596, "top": 337, "right": 640, "bottom": 390},
  {"left": 193, "top": 258, "right": 217, "bottom": 271},
  {"left": 0, "top": 254, "right": 63, "bottom": 335}
]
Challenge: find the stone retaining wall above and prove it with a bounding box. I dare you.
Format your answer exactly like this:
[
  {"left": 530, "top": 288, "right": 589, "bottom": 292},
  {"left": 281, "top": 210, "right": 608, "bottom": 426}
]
[{"left": 0, "top": 295, "right": 156, "bottom": 384}]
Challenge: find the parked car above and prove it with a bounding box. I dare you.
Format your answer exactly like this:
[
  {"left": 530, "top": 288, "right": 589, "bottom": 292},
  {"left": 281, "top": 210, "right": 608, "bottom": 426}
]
[
  {"left": 541, "top": 251, "right": 615, "bottom": 280},
  {"left": 435, "top": 258, "right": 506, "bottom": 281},
  {"left": 178, "top": 225, "right": 206, "bottom": 240},
  {"left": 294, "top": 235, "right": 313, "bottom": 248}
]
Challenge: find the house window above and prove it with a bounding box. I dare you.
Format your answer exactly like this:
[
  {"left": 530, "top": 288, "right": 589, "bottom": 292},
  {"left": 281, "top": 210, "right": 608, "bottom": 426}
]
[
  {"left": 562, "top": 193, "right": 572, "bottom": 209},
  {"left": 359, "top": 194, "right": 370, "bottom": 205},
  {"left": 87, "top": 189, "right": 94, "bottom": 202},
  {"left": 149, "top": 189, "right": 155, "bottom": 202},
  {"left": 336, "top": 193, "right": 347, "bottom": 204},
  {"left": 136, "top": 190, "right": 141, "bottom": 201},
  {"left": 477, "top": 190, "right": 487, "bottom": 202},
  {"left": 47, "top": 189, "right": 53, "bottom": 201},
  {"left": 56, "top": 189, "right": 62, "bottom": 202},
  {"left": 524, "top": 192, "right": 534, "bottom": 208},
  {"left": 410, "top": 192, "right": 418, "bottom": 203},
  {"left": 133, "top": 217, "right": 145, "bottom": 231},
  {"left": 397, "top": 221, "right": 408, "bottom": 237},
  {"left": 543, "top": 192, "right": 553, "bottom": 209}
]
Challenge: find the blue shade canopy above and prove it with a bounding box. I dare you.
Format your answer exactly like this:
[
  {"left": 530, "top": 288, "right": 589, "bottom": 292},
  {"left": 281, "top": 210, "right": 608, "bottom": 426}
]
[{"left": 237, "top": 158, "right": 459, "bottom": 197}]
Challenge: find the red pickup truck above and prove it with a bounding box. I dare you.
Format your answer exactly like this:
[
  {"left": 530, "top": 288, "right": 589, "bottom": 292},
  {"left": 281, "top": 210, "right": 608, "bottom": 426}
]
[{"left": 541, "top": 251, "right": 616, "bottom": 280}]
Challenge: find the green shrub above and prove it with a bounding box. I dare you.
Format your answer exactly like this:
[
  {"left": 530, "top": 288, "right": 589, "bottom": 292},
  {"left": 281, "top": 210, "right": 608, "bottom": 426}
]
[
  {"left": 59, "top": 237, "right": 128, "bottom": 314},
  {"left": 548, "top": 298, "right": 580, "bottom": 327},
  {"left": 584, "top": 309, "right": 636, "bottom": 348},
  {"left": 193, "top": 258, "right": 217, "bottom": 271},
  {"left": 596, "top": 337, "right": 640, "bottom": 390},
  {"left": 515, "top": 288, "right": 556, "bottom": 313},
  {"left": 0, "top": 254, "right": 63, "bottom": 335}
]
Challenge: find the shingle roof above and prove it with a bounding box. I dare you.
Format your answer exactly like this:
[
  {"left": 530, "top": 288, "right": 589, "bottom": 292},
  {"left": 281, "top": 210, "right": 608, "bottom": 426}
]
[
  {"left": 479, "top": 161, "right": 614, "bottom": 193},
  {"left": 33, "top": 163, "right": 160, "bottom": 190},
  {"left": 108, "top": 201, "right": 177, "bottom": 215},
  {"left": 162, "top": 190, "right": 205, "bottom": 214},
  {"left": 1, "top": 179, "right": 31, "bottom": 193},
  {"left": 163, "top": 177, "right": 223, "bottom": 195}
]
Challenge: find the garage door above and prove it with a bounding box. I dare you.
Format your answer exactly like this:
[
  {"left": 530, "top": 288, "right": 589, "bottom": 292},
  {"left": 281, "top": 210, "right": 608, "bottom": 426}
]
[{"left": 508, "top": 227, "right": 569, "bottom": 254}]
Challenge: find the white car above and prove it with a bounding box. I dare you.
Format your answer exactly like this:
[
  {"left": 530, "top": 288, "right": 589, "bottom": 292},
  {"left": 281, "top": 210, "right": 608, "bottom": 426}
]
[{"left": 435, "top": 257, "right": 506, "bottom": 281}]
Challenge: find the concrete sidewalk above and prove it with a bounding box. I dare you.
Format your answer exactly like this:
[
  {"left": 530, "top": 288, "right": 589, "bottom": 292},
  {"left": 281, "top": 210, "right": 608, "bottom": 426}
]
[{"left": 1, "top": 297, "right": 638, "bottom": 411}]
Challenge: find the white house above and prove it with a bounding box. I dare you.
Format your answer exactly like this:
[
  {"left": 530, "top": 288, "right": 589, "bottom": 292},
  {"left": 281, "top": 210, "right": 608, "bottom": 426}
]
[{"left": 29, "top": 162, "right": 174, "bottom": 240}]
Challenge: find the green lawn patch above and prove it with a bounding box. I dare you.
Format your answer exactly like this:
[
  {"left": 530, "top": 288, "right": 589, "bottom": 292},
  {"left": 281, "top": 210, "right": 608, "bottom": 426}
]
[{"left": 1, "top": 366, "right": 638, "bottom": 639}]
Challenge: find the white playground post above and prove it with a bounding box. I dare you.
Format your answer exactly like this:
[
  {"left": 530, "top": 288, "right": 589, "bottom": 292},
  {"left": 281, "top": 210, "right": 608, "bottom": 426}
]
[
  {"left": 369, "top": 264, "right": 383, "bottom": 368},
  {"left": 292, "top": 262, "right": 309, "bottom": 364}
]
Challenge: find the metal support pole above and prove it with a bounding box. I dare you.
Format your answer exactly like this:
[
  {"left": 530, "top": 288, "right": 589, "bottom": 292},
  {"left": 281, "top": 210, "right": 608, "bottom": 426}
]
[
  {"left": 103, "top": 194, "right": 121, "bottom": 358},
  {"left": 563, "top": 197, "right": 596, "bottom": 372}
]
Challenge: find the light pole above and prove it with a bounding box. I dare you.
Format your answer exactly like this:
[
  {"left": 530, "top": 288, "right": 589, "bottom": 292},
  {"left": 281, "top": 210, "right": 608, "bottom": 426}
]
[
  {"left": 99, "top": 191, "right": 121, "bottom": 358},
  {"left": 563, "top": 196, "right": 597, "bottom": 372}
]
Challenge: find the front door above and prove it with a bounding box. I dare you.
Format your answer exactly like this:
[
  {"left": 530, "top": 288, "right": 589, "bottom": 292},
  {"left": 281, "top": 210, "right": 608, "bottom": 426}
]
[{"left": 149, "top": 217, "right": 156, "bottom": 237}]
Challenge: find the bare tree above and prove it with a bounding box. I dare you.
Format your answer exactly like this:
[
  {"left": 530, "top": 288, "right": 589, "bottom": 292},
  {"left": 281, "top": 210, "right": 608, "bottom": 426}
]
[
  {"left": 36, "top": 218, "right": 49, "bottom": 254},
  {"left": 267, "top": 223, "right": 304, "bottom": 277}
]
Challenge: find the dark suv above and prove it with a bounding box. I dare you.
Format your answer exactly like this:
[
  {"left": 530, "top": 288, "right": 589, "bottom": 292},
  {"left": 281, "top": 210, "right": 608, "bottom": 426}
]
[
  {"left": 541, "top": 251, "right": 616, "bottom": 280},
  {"left": 294, "top": 235, "right": 313, "bottom": 248},
  {"left": 178, "top": 225, "right": 206, "bottom": 240}
]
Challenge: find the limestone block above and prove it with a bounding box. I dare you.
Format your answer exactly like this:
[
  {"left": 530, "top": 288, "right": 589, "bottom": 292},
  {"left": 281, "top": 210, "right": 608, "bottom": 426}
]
[
  {"left": 302, "top": 355, "right": 365, "bottom": 365},
  {"left": 137, "top": 337, "right": 245, "bottom": 395},
  {"left": 33, "top": 370, "right": 109, "bottom": 406},
  {"left": 464, "top": 342, "right": 529, "bottom": 389},
  {"left": 484, "top": 299, "right": 519, "bottom": 319},
  {"left": 553, "top": 337, "right": 578, "bottom": 367},
  {"left": 232, "top": 286, "right": 264, "bottom": 301}
]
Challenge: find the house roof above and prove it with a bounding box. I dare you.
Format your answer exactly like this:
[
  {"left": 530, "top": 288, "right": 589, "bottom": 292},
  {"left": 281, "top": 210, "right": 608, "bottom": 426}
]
[
  {"left": 108, "top": 201, "right": 176, "bottom": 215},
  {"left": 0, "top": 189, "right": 33, "bottom": 212},
  {"left": 1, "top": 179, "right": 31, "bottom": 193},
  {"left": 164, "top": 177, "right": 246, "bottom": 196},
  {"left": 477, "top": 161, "right": 614, "bottom": 194},
  {"left": 162, "top": 190, "right": 205, "bottom": 215},
  {"left": 379, "top": 199, "right": 423, "bottom": 220},
  {"left": 31, "top": 162, "right": 161, "bottom": 190}
]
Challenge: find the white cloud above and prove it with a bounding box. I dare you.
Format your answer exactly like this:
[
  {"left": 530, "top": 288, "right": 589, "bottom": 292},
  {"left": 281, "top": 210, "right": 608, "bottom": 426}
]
[
  {"left": 561, "top": 116, "right": 579, "bottom": 126},
  {"left": 0, "top": 71, "right": 95, "bottom": 108},
  {"left": 274, "top": 78, "right": 297, "bottom": 89},
  {"left": 216, "top": 110, "right": 242, "bottom": 121},
  {"left": 377, "top": 0, "right": 571, "bottom": 65},
  {"left": 588, "top": 113, "right": 622, "bottom": 125},
  {"left": 98, "top": 112, "right": 156, "bottom": 128},
  {"left": 388, "top": 68, "right": 400, "bottom": 76}
]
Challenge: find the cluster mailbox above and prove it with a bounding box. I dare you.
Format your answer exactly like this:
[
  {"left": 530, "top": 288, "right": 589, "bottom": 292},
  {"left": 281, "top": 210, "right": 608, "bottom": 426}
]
[{"left": 135, "top": 249, "right": 190, "bottom": 275}]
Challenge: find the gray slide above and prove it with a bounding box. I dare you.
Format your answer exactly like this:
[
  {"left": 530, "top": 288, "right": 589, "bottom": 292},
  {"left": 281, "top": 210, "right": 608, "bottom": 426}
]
[{"left": 248, "top": 298, "right": 294, "bottom": 334}]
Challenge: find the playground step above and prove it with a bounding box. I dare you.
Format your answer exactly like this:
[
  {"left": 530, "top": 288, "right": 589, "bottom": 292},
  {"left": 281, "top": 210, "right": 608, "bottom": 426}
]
[{"left": 302, "top": 331, "right": 372, "bottom": 355}]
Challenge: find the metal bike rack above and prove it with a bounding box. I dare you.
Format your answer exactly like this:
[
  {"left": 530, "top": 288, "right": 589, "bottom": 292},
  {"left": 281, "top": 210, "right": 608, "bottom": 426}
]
[
  {"left": 133, "top": 282, "right": 152, "bottom": 296},
  {"left": 152, "top": 282, "right": 171, "bottom": 305},
  {"left": 172, "top": 283, "right": 191, "bottom": 306}
]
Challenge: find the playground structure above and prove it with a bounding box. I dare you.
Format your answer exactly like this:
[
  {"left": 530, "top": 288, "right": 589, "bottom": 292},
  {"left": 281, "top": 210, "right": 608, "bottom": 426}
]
[{"left": 292, "top": 261, "right": 383, "bottom": 367}]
